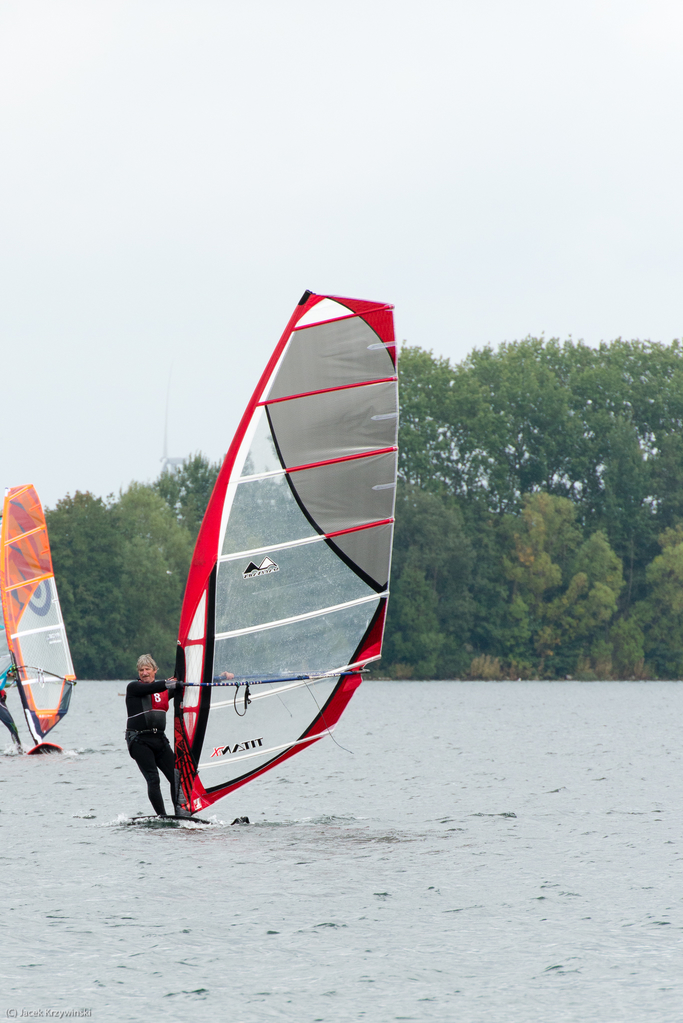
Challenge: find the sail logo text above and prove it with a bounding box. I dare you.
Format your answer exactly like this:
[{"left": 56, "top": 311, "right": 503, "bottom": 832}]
[
  {"left": 211, "top": 737, "right": 264, "bottom": 757},
  {"left": 243, "top": 557, "right": 279, "bottom": 579}
]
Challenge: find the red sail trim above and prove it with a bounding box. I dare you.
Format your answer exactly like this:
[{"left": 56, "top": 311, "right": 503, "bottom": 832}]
[
  {"left": 178, "top": 292, "right": 393, "bottom": 641},
  {"left": 324, "top": 517, "right": 394, "bottom": 540},
  {"left": 355, "top": 600, "right": 387, "bottom": 662},
  {"left": 285, "top": 446, "right": 397, "bottom": 476},
  {"left": 330, "top": 297, "right": 395, "bottom": 317},
  {"left": 257, "top": 376, "right": 398, "bottom": 408},
  {"left": 216, "top": 519, "right": 393, "bottom": 561},
  {"left": 331, "top": 300, "right": 397, "bottom": 368},
  {"left": 292, "top": 304, "right": 394, "bottom": 331},
  {"left": 174, "top": 709, "right": 202, "bottom": 815}
]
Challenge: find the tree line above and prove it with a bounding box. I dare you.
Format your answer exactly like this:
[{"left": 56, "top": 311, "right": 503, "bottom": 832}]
[
  {"left": 46, "top": 455, "right": 220, "bottom": 679},
  {"left": 46, "top": 336, "right": 683, "bottom": 679},
  {"left": 386, "top": 338, "right": 683, "bottom": 680}
]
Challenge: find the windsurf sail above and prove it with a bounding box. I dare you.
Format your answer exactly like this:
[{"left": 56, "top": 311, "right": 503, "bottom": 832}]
[
  {"left": 174, "top": 291, "right": 398, "bottom": 814},
  {"left": 0, "top": 486, "right": 76, "bottom": 744},
  {"left": 0, "top": 517, "right": 11, "bottom": 690}
]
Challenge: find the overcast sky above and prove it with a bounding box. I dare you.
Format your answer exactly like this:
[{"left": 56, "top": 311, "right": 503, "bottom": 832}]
[{"left": 2, "top": 0, "right": 682, "bottom": 507}]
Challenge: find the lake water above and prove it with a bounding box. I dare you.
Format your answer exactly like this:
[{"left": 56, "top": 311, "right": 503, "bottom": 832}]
[{"left": 1, "top": 680, "right": 682, "bottom": 1022}]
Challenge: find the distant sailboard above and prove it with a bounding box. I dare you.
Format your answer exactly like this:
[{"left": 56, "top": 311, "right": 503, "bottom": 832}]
[
  {"left": 0, "top": 486, "right": 76, "bottom": 754},
  {"left": 173, "top": 291, "right": 398, "bottom": 815}
]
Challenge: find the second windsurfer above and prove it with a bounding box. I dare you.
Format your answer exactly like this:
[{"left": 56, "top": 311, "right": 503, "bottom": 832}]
[{"left": 125, "top": 654, "right": 184, "bottom": 817}]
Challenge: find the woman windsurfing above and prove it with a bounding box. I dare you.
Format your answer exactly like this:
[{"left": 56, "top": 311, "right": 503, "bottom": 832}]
[{"left": 125, "top": 654, "right": 185, "bottom": 818}]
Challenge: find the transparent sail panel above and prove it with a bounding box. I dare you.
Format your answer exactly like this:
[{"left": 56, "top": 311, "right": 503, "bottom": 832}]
[
  {"left": 295, "top": 298, "right": 351, "bottom": 327},
  {"left": 268, "top": 317, "right": 395, "bottom": 401},
  {"left": 221, "top": 474, "right": 318, "bottom": 556},
  {"left": 15, "top": 578, "right": 63, "bottom": 634},
  {"left": 197, "top": 675, "right": 339, "bottom": 786},
  {"left": 268, "top": 380, "right": 398, "bottom": 470},
  {"left": 289, "top": 450, "right": 397, "bottom": 535},
  {"left": 15, "top": 627, "right": 72, "bottom": 680},
  {"left": 20, "top": 677, "right": 72, "bottom": 740},
  {"left": 184, "top": 644, "right": 204, "bottom": 688},
  {"left": 240, "top": 408, "right": 283, "bottom": 478},
  {"left": 216, "top": 540, "right": 376, "bottom": 634},
  {"left": 330, "top": 521, "right": 395, "bottom": 591},
  {"left": 213, "top": 599, "right": 380, "bottom": 677}
]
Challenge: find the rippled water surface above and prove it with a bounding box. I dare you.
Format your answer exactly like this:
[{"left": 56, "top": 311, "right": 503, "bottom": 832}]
[{"left": 2, "top": 680, "right": 683, "bottom": 1022}]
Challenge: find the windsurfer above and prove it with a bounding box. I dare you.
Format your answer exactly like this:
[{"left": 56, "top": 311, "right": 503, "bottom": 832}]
[
  {"left": 125, "top": 654, "right": 184, "bottom": 818},
  {"left": 0, "top": 681, "right": 22, "bottom": 749}
]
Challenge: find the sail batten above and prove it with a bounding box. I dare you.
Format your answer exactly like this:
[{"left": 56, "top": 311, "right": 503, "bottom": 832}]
[
  {"left": 215, "top": 592, "right": 386, "bottom": 641},
  {"left": 173, "top": 292, "right": 397, "bottom": 813},
  {"left": 236, "top": 444, "right": 398, "bottom": 481},
  {"left": 257, "top": 374, "right": 398, "bottom": 407},
  {"left": 11, "top": 623, "right": 70, "bottom": 639},
  {"left": 5, "top": 575, "right": 52, "bottom": 593},
  {"left": 217, "top": 517, "right": 396, "bottom": 565}
]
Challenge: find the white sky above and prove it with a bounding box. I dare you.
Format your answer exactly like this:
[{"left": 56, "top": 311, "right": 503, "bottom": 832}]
[{"left": 2, "top": 0, "right": 683, "bottom": 507}]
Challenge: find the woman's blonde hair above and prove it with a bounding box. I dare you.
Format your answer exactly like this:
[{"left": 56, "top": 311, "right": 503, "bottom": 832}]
[{"left": 137, "top": 654, "right": 158, "bottom": 672}]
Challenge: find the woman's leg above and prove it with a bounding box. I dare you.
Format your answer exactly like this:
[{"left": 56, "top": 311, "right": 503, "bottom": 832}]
[
  {"left": 155, "top": 738, "right": 178, "bottom": 810},
  {"left": 129, "top": 739, "right": 167, "bottom": 815}
]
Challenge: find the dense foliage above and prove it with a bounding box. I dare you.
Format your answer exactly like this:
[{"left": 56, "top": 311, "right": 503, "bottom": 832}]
[
  {"left": 46, "top": 338, "right": 683, "bottom": 679},
  {"left": 381, "top": 338, "right": 683, "bottom": 679},
  {"left": 46, "top": 459, "right": 219, "bottom": 679}
]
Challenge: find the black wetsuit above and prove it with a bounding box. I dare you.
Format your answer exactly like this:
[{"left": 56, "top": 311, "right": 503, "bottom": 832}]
[
  {"left": 125, "top": 678, "right": 176, "bottom": 816},
  {"left": 0, "top": 689, "right": 21, "bottom": 748}
]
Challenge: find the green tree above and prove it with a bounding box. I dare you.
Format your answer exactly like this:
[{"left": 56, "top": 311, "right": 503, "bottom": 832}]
[
  {"left": 47, "top": 486, "right": 193, "bottom": 679},
  {"left": 638, "top": 526, "right": 683, "bottom": 678},
  {"left": 154, "top": 453, "right": 222, "bottom": 539},
  {"left": 117, "top": 483, "right": 194, "bottom": 672},
  {"left": 551, "top": 531, "right": 624, "bottom": 678},
  {"left": 398, "top": 337, "right": 683, "bottom": 620},
  {"left": 500, "top": 494, "right": 623, "bottom": 677},
  {"left": 46, "top": 492, "right": 127, "bottom": 679},
  {"left": 379, "top": 484, "right": 475, "bottom": 678}
]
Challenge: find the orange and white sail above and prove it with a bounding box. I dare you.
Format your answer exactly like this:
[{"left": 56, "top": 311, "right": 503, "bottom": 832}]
[{"left": 0, "top": 485, "right": 75, "bottom": 743}]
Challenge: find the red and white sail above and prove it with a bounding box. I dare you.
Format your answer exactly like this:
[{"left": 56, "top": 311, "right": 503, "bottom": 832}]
[{"left": 174, "top": 292, "right": 398, "bottom": 813}]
